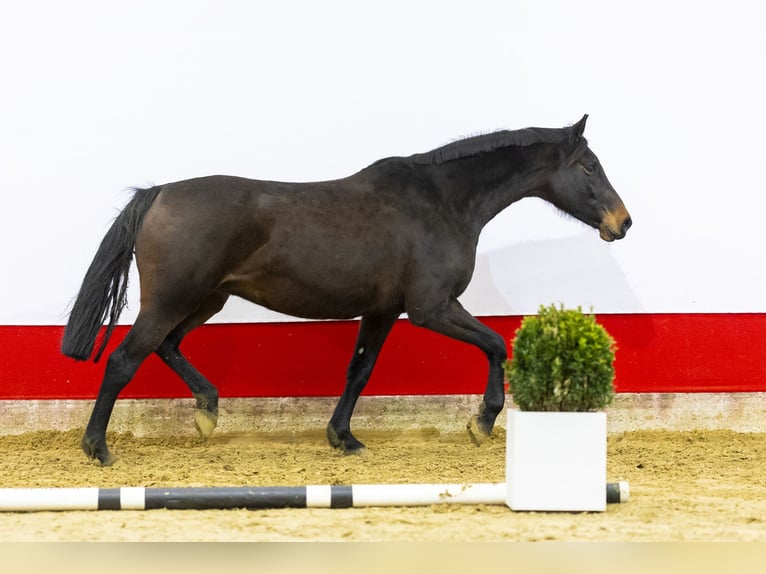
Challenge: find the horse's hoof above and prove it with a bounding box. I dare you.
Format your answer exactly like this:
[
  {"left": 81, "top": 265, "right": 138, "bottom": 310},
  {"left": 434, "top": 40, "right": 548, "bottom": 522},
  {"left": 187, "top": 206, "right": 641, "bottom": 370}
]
[
  {"left": 341, "top": 440, "right": 367, "bottom": 456},
  {"left": 326, "top": 424, "right": 367, "bottom": 454},
  {"left": 99, "top": 451, "right": 119, "bottom": 467},
  {"left": 81, "top": 436, "right": 118, "bottom": 466},
  {"left": 194, "top": 409, "right": 218, "bottom": 439},
  {"left": 466, "top": 415, "right": 491, "bottom": 446}
]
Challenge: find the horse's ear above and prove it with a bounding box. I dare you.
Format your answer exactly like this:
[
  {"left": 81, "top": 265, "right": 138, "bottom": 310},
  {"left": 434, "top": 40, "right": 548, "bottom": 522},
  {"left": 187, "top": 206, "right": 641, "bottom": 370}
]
[
  {"left": 572, "top": 114, "right": 588, "bottom": 140},
  {"left": 564, "top": 115, "right": 589, "bottom": 164}
]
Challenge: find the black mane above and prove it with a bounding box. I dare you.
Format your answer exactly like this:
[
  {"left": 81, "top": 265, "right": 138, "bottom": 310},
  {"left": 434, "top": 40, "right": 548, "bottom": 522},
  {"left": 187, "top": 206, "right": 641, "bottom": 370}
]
[{"left": 408, "top": 125, "right": 573, "bottom": 165}]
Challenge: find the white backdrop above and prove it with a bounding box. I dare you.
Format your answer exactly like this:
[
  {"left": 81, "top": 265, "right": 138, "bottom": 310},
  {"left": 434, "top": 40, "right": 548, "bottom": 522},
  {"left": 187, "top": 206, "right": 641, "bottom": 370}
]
[{"left": 1, "top": 0, "right": 764, "bottom": 325}]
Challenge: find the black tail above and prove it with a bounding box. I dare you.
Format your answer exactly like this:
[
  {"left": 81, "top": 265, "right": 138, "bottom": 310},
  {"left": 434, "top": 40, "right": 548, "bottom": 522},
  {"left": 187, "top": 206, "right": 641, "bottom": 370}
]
[{"left": 61, "top": 186, "right": 162, "bottom": 362}]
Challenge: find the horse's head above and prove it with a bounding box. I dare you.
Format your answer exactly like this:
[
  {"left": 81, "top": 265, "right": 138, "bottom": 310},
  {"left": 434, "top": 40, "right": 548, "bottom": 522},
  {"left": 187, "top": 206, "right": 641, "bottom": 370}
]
[{"left": 545, "top": 115, "right": 632, "bottom": 242}]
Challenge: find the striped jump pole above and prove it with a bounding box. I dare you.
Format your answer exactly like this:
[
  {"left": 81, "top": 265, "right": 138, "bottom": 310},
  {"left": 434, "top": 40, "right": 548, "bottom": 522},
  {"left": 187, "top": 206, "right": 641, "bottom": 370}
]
[{"left": 0, "top": 482, "right": 628, "bottom": 512}]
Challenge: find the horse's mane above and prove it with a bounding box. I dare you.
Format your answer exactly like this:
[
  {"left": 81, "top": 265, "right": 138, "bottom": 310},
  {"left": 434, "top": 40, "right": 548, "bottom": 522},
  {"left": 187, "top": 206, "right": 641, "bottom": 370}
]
[{"left": 408, "top": 126, "right": 572, "bottom": 165}]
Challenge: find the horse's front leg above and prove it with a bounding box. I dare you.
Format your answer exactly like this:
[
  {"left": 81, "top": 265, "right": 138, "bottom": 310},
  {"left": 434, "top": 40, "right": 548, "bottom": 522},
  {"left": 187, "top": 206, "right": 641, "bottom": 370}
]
[
  {"left": 327, "top": 313, "right": 399, "bottom": 453},
  {"left": 411, "top": 298, "right": 506, "bottom": 445}
]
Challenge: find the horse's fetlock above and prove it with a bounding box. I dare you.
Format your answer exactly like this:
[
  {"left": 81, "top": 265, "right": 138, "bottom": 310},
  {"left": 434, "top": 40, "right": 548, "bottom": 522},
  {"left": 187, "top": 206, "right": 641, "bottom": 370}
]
[
  {"left": 81, "top": 436, "right": 97, "bottom": 459},
  {"left": 326, "top": 422, "right": 342, "bottom": 449}
]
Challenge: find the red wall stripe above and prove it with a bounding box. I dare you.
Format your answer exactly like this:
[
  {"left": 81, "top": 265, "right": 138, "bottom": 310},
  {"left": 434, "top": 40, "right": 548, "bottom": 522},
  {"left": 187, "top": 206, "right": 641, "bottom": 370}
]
[{"left": 1, "top": 313, "right": 764, "bottom": 400}]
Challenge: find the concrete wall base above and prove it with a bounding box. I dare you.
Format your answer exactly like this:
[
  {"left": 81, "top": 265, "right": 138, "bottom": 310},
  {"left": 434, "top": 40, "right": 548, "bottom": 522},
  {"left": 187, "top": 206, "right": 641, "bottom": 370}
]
[{"left": 2, "top": 393, "right": 764, "bottom": 437}]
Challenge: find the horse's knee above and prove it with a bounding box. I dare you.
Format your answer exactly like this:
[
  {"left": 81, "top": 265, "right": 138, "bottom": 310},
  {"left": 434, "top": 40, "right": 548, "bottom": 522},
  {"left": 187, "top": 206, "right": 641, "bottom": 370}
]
[{"left": 487, "top": 333, "right": 507, "bottom": 364}]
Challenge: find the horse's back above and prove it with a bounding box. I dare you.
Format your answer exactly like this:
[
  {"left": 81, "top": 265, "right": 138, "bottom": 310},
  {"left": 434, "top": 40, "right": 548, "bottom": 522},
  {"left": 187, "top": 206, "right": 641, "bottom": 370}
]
[{"left": 134, "top": 174, "right": 414, "bottom": 319}]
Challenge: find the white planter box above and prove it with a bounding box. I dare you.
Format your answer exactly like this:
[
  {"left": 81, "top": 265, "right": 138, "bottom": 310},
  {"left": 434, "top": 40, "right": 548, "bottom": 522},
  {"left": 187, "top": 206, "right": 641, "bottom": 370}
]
[{"left": 506, "top": 410, "right": 607, "bottom": 512}]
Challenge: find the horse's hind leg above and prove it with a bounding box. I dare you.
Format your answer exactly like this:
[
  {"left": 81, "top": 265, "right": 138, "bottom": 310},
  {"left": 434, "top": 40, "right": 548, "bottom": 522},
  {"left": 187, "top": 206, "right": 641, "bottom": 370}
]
[
  {"left": 411, "top": 298, "right": 506, "bottom": 446},
  {"left": 156, "top": 292, "right": 229, "bottom": 439},
  {"left": 327, "top": 312, "right": 399, "bottom": 453},
  {"left": 82, "top": 311, "right": 178, "bottom": 466}
]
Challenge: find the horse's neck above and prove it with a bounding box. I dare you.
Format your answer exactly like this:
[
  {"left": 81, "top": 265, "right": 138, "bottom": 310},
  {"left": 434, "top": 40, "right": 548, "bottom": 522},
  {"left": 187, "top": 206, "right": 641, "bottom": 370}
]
[{"left": 433, "top": 146, "right": 555, "bottom": 231}]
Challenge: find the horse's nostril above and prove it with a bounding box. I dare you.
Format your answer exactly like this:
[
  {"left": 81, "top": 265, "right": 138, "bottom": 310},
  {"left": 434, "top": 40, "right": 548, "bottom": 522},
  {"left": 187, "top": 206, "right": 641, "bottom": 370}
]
[{"left": 622, "top": 216, "right": 633, "bottom": 233}]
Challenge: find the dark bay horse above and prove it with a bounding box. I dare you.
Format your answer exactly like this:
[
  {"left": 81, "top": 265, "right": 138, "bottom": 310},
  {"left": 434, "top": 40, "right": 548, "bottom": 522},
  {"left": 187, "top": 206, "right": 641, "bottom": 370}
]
[{"left": 62, "top": 114, "right": 631, "bottom": 465}]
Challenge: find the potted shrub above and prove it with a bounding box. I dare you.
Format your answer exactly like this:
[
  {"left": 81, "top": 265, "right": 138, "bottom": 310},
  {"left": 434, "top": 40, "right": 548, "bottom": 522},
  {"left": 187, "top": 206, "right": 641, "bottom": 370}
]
[{"left": 503, "top": 303, "right": 617, "bottom": 511}]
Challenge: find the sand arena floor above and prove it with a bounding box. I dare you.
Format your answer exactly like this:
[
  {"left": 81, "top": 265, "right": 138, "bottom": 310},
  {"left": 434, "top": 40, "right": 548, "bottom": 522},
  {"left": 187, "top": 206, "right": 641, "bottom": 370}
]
[{"left": 1, "top": 399, "right": 764, "bottom": 542}]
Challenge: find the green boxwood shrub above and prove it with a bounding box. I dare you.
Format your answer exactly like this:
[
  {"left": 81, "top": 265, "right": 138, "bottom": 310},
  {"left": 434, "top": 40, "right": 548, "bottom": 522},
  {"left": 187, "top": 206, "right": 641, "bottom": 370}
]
[{"left": 504, "top": 304, "right": 617, "bottom": 412}]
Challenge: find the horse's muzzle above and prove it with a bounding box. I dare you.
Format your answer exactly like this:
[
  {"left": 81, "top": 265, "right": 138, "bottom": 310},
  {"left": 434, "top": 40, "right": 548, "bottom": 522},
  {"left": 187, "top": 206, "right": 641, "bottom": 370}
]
[{"left": 599, "top": 211, "right": 632, "bottom": 242}]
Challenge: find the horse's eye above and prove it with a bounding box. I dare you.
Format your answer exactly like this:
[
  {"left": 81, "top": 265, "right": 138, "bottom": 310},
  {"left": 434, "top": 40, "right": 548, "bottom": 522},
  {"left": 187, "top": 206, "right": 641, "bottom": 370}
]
[{"left": 580, "top": 163, "right": 595, "bottom": 176}]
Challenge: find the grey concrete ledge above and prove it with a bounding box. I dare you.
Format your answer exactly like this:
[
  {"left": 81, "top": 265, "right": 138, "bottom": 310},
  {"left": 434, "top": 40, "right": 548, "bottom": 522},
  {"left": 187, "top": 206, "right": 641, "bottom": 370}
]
[{"left": 1, "top": 393, "right": 765, "bottom": 437}]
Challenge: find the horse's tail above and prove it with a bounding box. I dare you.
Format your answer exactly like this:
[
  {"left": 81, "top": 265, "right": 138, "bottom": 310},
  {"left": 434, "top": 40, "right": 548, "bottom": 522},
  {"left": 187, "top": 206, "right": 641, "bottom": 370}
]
[{"left": 61, "top": 186, "right": 162, "bottom": 362}]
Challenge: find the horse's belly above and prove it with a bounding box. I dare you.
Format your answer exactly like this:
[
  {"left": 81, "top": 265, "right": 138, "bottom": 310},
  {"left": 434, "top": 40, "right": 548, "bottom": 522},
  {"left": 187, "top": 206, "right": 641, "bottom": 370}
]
[{"left": 221, "top": 274, "right": 403, "bottom": 320}]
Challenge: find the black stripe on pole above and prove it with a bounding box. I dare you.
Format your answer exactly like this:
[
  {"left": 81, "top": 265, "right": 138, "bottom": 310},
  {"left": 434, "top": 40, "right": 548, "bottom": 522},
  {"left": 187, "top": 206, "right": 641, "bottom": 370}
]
[
  {"left": 143, "top": 487, "right": 308, "bottom": 510},
  {"left": 330, "top": 485, "right": 353, "bottom": 508},
  {"left": 606, "top": 482, "right": 623, "bottom": 504},
  {"left": 98, "top": 488, "right": 122, "bottom": 510}
]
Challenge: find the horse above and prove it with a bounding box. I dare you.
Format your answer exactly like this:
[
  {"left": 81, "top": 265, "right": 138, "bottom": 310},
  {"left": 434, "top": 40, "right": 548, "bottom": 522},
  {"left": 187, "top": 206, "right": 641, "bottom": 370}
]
[{"left": 61, "top": 114, "right": 631, "bottom": 466}]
